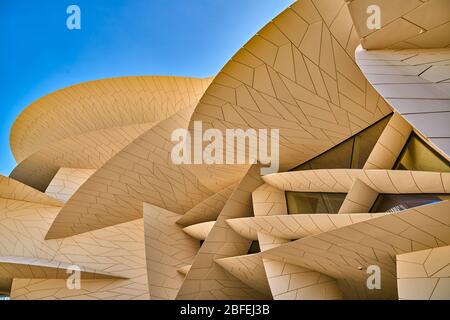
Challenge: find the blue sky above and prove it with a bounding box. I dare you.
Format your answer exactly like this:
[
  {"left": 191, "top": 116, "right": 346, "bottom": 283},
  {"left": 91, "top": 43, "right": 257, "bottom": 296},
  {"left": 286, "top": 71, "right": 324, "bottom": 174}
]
[{"left": 0, "top": 0, "right": 292, "bottom": 176}]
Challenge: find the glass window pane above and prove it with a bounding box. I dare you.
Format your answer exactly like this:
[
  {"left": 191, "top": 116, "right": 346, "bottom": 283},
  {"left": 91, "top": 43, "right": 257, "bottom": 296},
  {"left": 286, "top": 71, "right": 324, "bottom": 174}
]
[
  {"left": 286, "top": 192, "right": 326, "bottom": 214},
  {"left": 395, "top": 134, "right": 450, "bottom": 172},
  {"left": 0, "top": 278, "right": 12, "bottom": 299},
  {"left": 294, "top": 162, "right": 312, "bottom": 171},
  {"left": 351, "top": 116, "right": 390, "bottom": 169},
  {"left": 309, "top": 139, "right": 354, "bottom": 170},
  {"left": 370, "top": 194, "right": 450, "bottom": 213},
  {"left": 286, "top": 192, "right": 346, "bottom": 214},
  {"left": 323, "top": 193, "right": 347, "bottom": 213},
  {"left": 291, "top": 115, "right": 391, "bottom": 171}
]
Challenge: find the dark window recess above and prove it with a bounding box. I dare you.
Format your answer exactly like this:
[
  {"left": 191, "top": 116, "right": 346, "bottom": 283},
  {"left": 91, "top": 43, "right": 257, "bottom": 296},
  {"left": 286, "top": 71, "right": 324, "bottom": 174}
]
[
  {"left": 286, "top": 192, "right": 346, "bottom": 214},
  {"left": 291, "top": 115, "right": 391, "bottom": 171},
  {"left": 395, "top": 133, "right": 450, "bottom": 172},
  {"left": 0, "top": 278, "right": 12, "bottom": 299},
  {"left": 370, "top": 194, "right": 450, "bottom": 213},
  {"left": 247, "top": 241, "right": 261, "bottom": 254}
]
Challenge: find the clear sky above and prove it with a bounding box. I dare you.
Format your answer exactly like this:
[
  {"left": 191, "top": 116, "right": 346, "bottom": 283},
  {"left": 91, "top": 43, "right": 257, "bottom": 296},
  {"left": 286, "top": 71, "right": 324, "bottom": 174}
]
[{"left": 0, "top": 0, "right": 292, "bottom": 176}]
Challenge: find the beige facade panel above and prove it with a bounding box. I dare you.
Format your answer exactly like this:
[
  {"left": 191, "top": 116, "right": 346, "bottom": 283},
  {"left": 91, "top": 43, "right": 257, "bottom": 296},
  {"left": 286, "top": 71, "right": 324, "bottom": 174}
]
[
  {"left": 338, "top": 178, "right": 379, "bottom": 213},
  {"left": 252, "top": 184, "right": 288, "bottom": 216},
  {"left": 0, "top": 198, "right": 148, "bottom": 280},
  {"left": 1, "top": 197, "right": 150, "bottom": 300},
  {"left": 2, "top": 0, "right": 450, "bottom": 301},
  {"left": 215, "top": 253, "right": 272, "bottom": 297},
  {"left": 258, "top": 232, "right": 290, "bottom": 252},
  {"left": 263, "top": 258, "right": 343, "bottom": 300},
  {"left": 0, "top": 174, "right": 62, "bottom": 207},
  {"left": 182, "top": 221, "right": 215, "bottom": 241},
  {"left": 176, "top": 165, "right": 269, "bottom": 300},
  {"left": 0, "top": 199, "right": 62, "bottom": 259},
  {"left": 363, "top": 113, "right": 412, "bottom": 170},
  {"left": 356, "top": 47, "right": 450, "bottom": 157},
  {"left": 12, "top": 218, "right": 149, "bottom": 299},
  {"left": 39, "top": 218, "right": 149, "bottom": 296},
  {"left": 0, "top": 256, "right": 123, "bottom": 280},
  {"left": 263, "top": 169, "right": 450, "bottom": 194},
  {"left": 176, "top": 183, "right": 236, "bottom": 226},
  {"left": 177, "top": 265, "right": 191, "bottom": 276},
  {"left": 262, "top": 200, "right": 450, "bottom": 299},
  {"left": 10, "top": 123, "right": 154, "bottom": 192},
  {"left": 11, "top": 76, "right": 212, "bottom": 163},
  {"left": 45, "top": 168, "right": 95, "bottom": 203},
  {"left": 45, "top": 107, "right": 214, "bottom": 240},
  {"left": 10, "top": 278, "right": 148, "bottom": 300},
  {"left": 182, "top": 165, "right": 249, "bottom": 194},
  {"left": 227, "top": 213, "right": 382, "bottom": 241},
  {"left": 10, "top": 76, "right": 210, "bottom": 192},
  {"left": 397, "top": 245, "right": 450, "bottom": 300},
  {"left": 187, "top": 0, "right": 391, "bottom": 176},
  {"left": 347, "top": 0, "right": 450, "bottom": 49},
  {"left": 143, "top": 203, "right": 200, "bottom": 299}
]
